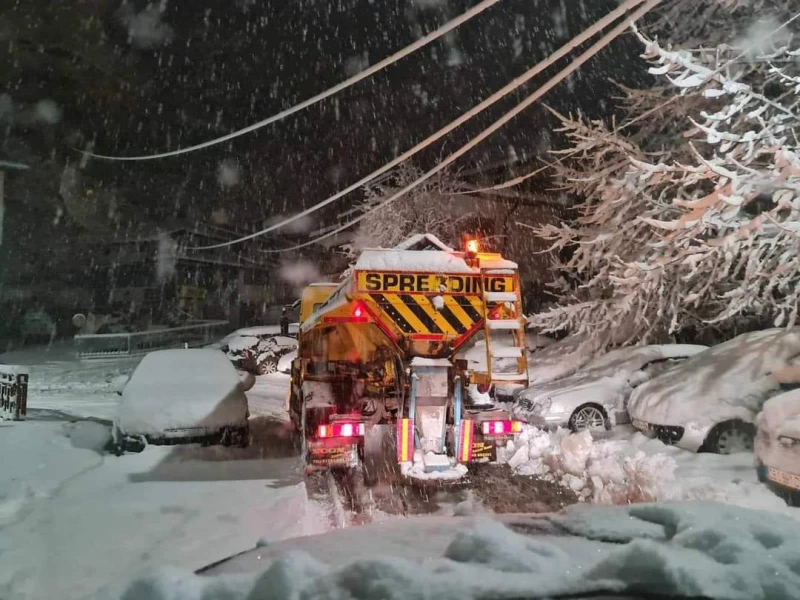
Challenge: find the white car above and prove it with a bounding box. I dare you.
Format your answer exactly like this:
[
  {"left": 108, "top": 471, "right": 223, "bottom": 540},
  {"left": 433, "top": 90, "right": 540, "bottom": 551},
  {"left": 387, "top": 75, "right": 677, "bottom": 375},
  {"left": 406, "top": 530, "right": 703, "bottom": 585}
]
[
  {"left": 460, "top": 334, "right": 591, "bottom": 404},
  {"left": 114, "top": 349, "right": 250, "bottom": 452},
  {"left": 755, "top": 388, "right": 800, "bottom": 504},
  {"left": 512, "top": 344, "right": 707, "bottom": 432},
  {"left": 628, "top": 328, "right": 800, "bottom": 454}
]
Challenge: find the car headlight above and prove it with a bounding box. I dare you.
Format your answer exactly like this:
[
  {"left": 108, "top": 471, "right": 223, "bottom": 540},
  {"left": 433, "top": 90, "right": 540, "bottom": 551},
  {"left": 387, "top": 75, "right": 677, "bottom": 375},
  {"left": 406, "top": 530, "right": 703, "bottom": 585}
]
[
  {"left": 778, "top": 435, "right": 800, "bottom": 448},
  {"left": 532, "top": 398, "right": 552, "bottom": 415}
]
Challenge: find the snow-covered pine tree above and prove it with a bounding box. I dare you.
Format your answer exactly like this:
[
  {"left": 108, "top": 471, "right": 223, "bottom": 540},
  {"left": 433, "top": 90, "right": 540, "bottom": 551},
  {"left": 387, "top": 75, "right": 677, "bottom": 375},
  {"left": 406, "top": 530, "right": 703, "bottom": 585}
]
[{"left": 531, "top": 8, "right": 799, "bottom": 349}]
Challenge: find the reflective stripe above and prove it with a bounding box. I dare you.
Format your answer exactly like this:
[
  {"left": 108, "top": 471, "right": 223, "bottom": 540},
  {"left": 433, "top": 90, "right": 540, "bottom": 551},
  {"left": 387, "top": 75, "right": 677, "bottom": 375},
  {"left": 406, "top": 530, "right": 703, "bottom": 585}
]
[
  {"left": 397, "top": 418, "right": 414, "bottom": 462},
  {"left": 459, "top": 419, "right": 474, "bottom": 463}
]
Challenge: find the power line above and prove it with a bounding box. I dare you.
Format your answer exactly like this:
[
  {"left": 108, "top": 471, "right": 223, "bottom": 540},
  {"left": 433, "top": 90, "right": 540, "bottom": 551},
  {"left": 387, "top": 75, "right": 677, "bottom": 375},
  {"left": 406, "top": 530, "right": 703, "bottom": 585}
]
[
  {"left": 82, "top": 0, "right": 503, "bottom": 162},
  {"left": 463, "top": 9, "right": 800, "bottom": 194},
  {"left": 254, "top": 0, "right": 661, "bottom": 254},
  {"left": 189, "top": 0, "right": 649, "bottom": 251}
]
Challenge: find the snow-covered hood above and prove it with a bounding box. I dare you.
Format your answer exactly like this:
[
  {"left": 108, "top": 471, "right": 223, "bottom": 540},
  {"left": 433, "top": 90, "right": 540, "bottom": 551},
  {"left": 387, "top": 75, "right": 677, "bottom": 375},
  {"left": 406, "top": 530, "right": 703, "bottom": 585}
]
[
  {"left": 129, "top": 502, "right": 800, "bottom": 600},
  {"left": 628, "top": 329, "right": 800, "bottom": 429}
]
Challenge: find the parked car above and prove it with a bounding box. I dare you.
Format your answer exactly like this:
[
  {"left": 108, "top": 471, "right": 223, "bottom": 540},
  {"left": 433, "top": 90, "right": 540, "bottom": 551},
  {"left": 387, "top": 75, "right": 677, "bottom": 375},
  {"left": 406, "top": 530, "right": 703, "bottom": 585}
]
[
  {"left": 512, "top": 344, "right": 707, "bottom": 432},
  {"left": 460, "top": 333, "right": 592, "bottom": 404},
  {"left": 113, "top": 349, "right": 250, "bottom": 453},
  {"left": 628, "top": 328, "right": 800, "bottom": 454},
  {"left": 219, "top": 327, "right": 298, "bottom": 375},
  {"left": 755, "top": 388, "right": 800, "bottom": 505}
]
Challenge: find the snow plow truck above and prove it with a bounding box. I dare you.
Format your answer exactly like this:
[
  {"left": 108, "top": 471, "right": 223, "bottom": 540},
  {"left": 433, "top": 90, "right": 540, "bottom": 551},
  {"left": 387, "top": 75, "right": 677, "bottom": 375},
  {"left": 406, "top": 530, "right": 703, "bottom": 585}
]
[{"left": 288, "top": 234, "right": 528, "bottom": 484}]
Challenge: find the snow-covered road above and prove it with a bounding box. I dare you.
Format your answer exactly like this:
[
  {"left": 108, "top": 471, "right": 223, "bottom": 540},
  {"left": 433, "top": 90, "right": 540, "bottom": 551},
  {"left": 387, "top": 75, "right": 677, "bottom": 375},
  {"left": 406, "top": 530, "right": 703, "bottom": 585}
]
[
  {"left": 0, "top": 345, "right": 329, "bottom": 600},
  {"left": 2, "top": 342, "right": 799, "bottom": 599}
]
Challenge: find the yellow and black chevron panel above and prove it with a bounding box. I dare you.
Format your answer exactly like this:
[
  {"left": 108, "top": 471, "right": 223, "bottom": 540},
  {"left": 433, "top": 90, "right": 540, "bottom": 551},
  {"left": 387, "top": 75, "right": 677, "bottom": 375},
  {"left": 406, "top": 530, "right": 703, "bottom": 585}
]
[{"left": 370, "top": 293, "right": 485, "bottom": 340}]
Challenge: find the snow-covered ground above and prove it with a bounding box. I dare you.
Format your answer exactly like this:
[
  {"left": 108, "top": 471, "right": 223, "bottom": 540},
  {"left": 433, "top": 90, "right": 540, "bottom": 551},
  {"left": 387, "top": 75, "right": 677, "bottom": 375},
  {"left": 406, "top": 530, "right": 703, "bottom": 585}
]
[
  {"left": 0, "top": 343, "right": 329, "bottom": 600},
  {"left": 130, "top": 502, "right": 800, "bottom": 600},
  {"left": 2, "top": 339, "right": 800, "bottom": 599}
]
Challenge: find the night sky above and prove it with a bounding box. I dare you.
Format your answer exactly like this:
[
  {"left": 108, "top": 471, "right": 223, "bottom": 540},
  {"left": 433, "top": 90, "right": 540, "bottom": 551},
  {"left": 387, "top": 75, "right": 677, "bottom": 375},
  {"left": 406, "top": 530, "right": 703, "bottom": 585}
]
[
  {"left": 3, "top": 0, "right": 651, "bottom": 252},
  {"left": 82, "top": 0, "right": 648, "bottom": 230}
]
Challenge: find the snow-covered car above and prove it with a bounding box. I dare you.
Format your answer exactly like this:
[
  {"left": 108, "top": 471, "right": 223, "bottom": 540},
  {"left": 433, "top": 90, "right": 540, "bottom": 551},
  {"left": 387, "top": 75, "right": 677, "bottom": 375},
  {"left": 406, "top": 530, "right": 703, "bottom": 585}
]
[
  {"left": 755, "top": 388, "right": 800, "bottom": 504},
  {"left": 512, "top": 344, "right": 707, "bottom": 432},
  {"left": 165, "top": 502, "right": 800, "bottom": 600},
  {"left": 628, "top": 328, "right": 800, "bottom": 454},
  {"left": 459, "top": 333, "right": 588, "bottom": 404},
  {"left": 219, "top": 328, "right": 298, "bottom": 375},
  {"left": 114, "top": 349, "right": 250, "bottom": 452}
]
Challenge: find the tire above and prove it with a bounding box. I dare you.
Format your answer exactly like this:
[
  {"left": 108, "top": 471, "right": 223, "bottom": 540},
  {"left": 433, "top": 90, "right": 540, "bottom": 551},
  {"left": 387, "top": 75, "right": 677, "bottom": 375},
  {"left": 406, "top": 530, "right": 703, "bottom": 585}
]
[
  {"left": 257, "top": 357, "right": 279, "bottom": 375},
  {"left": 702, "top": 420, "right": 756, "bottom": 454},
  {"left": 569, "top": 404, "right": 610, "bottom": 433}
]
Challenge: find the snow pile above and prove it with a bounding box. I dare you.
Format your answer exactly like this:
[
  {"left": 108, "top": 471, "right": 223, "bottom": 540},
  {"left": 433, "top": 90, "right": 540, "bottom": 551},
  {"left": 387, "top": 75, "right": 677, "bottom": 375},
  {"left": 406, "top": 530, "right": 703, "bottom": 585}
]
[
  {"left": 122, "top": 503, "right": 800, "bottom": 600},
  {"left": 505, "top": 428, "right": 676, "bottom": 504},
  {"left": 504, "top": 426, "right": 794, "bottom": 514},
  {"left": 117, "top": 349, "right": 248, "bottom": 435},
  {"left": 554, "top": 502, "right": 800, "bottom": 600}
]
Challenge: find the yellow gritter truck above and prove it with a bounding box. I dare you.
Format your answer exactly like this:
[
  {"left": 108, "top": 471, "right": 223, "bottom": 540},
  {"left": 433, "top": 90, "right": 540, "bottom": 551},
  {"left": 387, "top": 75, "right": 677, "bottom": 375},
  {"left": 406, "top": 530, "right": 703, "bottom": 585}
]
[{"left": 288, "top": 234, "right": 528, "bottom": 484}]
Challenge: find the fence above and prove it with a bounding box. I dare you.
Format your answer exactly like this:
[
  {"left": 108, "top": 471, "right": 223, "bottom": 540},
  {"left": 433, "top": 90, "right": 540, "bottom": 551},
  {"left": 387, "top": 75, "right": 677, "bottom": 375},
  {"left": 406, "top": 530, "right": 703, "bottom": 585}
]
[
  {"left": 74, "top": 320, "right": 230, "bottom": 360},
  {"left": 0, "top": 366, "right": 29, "bottom": 420}
]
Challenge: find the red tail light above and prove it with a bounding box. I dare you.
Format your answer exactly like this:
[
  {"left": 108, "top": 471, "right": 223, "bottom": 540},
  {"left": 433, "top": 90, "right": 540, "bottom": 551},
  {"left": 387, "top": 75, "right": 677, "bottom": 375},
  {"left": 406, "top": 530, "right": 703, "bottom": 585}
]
[
  {"left": 351, "top": 300, "right": 368, "bottom": 322},
  {"left": 481, "top": 420, "right": 522, "bottom": 435},
  {"left": 317, "top": 422, "right": 365, "bottom": 438}
]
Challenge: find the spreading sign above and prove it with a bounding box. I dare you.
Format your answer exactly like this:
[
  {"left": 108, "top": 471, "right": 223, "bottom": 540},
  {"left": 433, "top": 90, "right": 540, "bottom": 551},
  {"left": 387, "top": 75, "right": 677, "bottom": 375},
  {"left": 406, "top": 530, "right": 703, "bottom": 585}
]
[{"left": 357, "top": 272, "right": 513, "bottom": 294}]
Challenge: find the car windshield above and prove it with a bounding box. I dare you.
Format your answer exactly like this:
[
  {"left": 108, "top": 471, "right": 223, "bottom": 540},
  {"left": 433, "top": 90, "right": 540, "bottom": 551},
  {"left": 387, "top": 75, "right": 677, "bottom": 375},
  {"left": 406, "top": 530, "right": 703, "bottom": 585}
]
[{"left": 1, "top": 1, "right": 798, "bottom": 599}]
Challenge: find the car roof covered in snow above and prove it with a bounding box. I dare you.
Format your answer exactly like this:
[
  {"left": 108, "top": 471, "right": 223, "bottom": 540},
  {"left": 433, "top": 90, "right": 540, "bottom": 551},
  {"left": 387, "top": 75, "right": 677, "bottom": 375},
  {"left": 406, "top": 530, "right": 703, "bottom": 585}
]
[
  {"left": 629, "top": 328, "right": 800, "bottom": 428},
  {"left": 117, "top": 349, "right": 248, "bottom": 435},
  {"left": 516, "top": 344, "right": 707, "bottom": 404}
]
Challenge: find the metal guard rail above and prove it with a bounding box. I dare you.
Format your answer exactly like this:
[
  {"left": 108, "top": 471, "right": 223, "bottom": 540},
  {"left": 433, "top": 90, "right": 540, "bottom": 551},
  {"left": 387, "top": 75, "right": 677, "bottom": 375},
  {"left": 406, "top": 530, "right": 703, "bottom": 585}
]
[
  {"left": 1, "top": 366, "right": 29, "bottom": 420},
  {"left": 74, "top": 320, "right": 230, "bottom": 360}
]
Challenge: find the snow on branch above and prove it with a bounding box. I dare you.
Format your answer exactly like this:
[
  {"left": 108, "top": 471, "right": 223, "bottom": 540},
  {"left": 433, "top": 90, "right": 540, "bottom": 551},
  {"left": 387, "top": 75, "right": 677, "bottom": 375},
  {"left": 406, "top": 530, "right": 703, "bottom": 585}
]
[{"left": 531, "top": 20, "right": 800, "bottom": 349}]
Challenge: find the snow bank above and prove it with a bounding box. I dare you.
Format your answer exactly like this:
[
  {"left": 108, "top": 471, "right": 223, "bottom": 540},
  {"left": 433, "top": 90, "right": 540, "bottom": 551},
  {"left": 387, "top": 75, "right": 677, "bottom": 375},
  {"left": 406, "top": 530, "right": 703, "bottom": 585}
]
[
  {"left": 117, "top": 349, "right": 248, "bottom": 435},
  {"left": 123, "top": 502, "right": 800, "bottom": 600},
  {"left": 503, "top": 426, "right": 793, "bottom": 514},
  {"left": 504, "top": 428, "right": 675, "bottom": 504}
]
